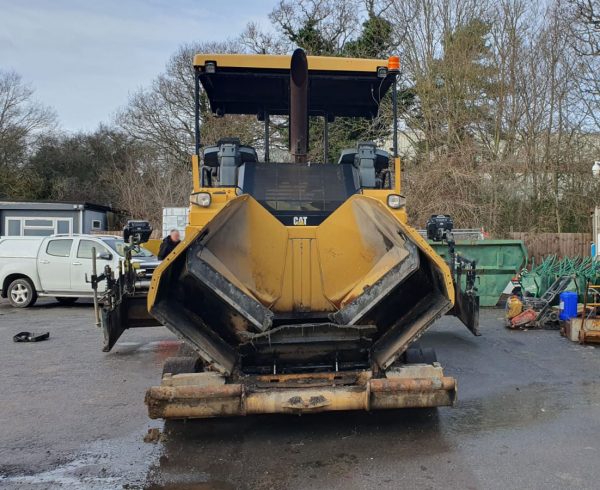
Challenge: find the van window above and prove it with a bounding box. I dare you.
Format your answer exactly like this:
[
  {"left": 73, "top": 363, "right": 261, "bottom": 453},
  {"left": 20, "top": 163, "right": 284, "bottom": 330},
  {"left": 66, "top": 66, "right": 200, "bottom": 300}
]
[
  {"left": 46, "top": 239, "right": 73, "bottom": 257},
  {"left": 77, "top": 240, "right": 109, "bottom": 259}
]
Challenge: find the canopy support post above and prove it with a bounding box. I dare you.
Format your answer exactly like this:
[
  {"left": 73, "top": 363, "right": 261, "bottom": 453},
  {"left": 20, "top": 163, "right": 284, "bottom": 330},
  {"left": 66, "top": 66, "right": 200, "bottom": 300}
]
[
  {"left": 194, "top": 67, "right": 201, "bottom": 155},
  {"left": 392, "top": 74, "right": 398, "bottom": 158},
  {"left": 323, "top": 115, "right": 329, "bottom": 163},
  {"left": 264, "top": 112, "right": 270, "bottom": 163}
]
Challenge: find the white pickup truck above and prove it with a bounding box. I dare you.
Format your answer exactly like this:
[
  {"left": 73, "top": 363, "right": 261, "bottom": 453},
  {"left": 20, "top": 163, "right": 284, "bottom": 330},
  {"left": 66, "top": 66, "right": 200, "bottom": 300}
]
[{"left": 0, "top": 234, "right": 157, "bottom": 308}]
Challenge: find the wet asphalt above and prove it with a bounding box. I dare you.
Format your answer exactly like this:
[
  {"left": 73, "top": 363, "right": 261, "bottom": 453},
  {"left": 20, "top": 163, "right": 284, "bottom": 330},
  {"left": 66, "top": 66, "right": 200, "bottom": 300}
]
[{"left": 0, "top": 298, "right": 599, "bottom": 489}]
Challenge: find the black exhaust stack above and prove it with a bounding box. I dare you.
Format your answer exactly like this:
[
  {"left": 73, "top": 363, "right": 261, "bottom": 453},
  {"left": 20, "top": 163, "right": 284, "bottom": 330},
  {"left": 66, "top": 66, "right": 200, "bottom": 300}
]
[{"left": 290, "top": 48, "right": 309, "bottom": 163}]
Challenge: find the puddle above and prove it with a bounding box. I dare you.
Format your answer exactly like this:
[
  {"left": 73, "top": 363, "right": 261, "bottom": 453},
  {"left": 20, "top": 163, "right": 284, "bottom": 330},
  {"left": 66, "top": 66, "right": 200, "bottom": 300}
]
[
  {"left": 0, "top": 456, "right": 122, "bottom": 489},
  {"left": 142, "top": 409, "right": 451, "bottom": 489},
  {"left": 145, "top": 482, "right": 237, "bottom": 490},
  {"left": 0, "top": 423, "right": 163, "bottom": 489},
  {"left": 443, "top": 380, "right": 600, "bottom": 435}
]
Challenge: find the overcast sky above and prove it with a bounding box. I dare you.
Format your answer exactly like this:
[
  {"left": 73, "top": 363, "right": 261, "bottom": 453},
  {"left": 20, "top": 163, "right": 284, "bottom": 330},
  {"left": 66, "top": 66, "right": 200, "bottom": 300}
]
[{"left": 0, "top": 0, "right": 273, "bottom": 132}]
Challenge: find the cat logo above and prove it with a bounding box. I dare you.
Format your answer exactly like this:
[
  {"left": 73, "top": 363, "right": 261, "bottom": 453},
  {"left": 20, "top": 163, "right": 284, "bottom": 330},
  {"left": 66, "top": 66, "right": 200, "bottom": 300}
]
[{"left": 293, "top": 216, "right": 308, "bottom": 226}]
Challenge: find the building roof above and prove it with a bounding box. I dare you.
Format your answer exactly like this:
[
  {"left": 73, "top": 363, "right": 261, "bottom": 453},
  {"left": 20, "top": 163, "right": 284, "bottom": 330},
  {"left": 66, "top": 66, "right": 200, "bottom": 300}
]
[
  {"left": 0, "top": 201, "right": 113, "bottom": 212},
  {"left": 194, "top": 53, "right": 395, "bottom": 118}
]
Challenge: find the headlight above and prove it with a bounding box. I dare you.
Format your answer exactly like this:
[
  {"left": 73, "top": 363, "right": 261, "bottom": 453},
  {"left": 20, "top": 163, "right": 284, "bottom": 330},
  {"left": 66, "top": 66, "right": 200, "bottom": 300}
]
[
  {"left": 387, "top": 194, "right": 406, "bottom": 209},
  {"left": 191, "top": 192, "right": 211, "bottom": 207}
]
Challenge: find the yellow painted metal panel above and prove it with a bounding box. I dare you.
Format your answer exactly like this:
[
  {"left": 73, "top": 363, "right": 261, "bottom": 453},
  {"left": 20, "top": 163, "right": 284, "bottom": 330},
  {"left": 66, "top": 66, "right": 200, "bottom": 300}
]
[
  {"left": 289, "top": 238, "right": 314, "bottom": 311},
  {"left": 191, "top": 154, "right": 200, "bottom": 192},
  {"left": 393, "top": 156, "right": 401, "bottom": 192},
  {"left": 287, "top": 226, "right": 317, "bottom": 239},
  {"left": 193, "top": 54, "right": 387, "bottom": 73},
  {"left": 361, "top": 188, "right": 408, "bottom": 223},
  {"left": 316, "top": 195, "right": 410, "bottom": 306},
  {"left": 291, "top": 239, "right": 303, "bottom": 310},
  {"left": 142, "top": 239, "right": 161, "bottom": 257},
  {"left": 275, "top": 239, "right": 294, "bottom": 312},
  {"left": 272, "top": 236, "right": 334, "bottom": 313},
  {"left": 188, "top": 188, "right": 237, "bottom": 229},
  {"left": 401, "top": 222, "right": 455, "bottom": 306},
  {"left": 197, "top": 196, "right": 288, "bottom": 306},
  {"left": 310, "top": 238, "right": 333, "bottom": 311},
  {"left": 150, "top": 192, "right": 454, "bottom": 317},
  {"left": 147, "top": 225, "right": 204, "bottom": 310}
]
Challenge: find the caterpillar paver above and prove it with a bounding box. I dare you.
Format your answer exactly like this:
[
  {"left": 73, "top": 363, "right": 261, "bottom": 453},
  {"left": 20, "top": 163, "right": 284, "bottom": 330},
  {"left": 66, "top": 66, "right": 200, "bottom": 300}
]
[{"left": 98, "top": 49, "right": 479, "bottom": 419}]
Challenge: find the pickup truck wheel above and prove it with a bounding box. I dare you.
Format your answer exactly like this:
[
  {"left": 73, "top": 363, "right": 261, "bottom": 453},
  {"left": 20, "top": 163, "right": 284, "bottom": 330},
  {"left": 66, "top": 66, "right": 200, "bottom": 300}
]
[
  {"left": 56, "top": 297, "right": 78, "bottom": 305},
  {"left": 7, "top": 278, "right": 37, "bottom": 308}
]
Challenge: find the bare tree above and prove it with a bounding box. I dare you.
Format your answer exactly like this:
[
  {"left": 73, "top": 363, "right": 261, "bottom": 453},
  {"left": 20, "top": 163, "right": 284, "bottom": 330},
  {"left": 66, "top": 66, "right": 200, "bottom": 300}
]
[
  {"left": 117, "top": 40, "right": 262, "bottom": 166},
  {"left": 382, "top": 0, "right": 600, "bottom": 234},
  {"left": 239, "top": 22, "right": 291, "bottom": 54},
  {"left": 0, "top": 70, "right": 56, "bottom": 198},
  {"left": 269, "top": 0, "right": 361, "bottom": 54},
  {"left": 570, "top": 0, "right": 600, "bottom": 55},
  {"left": 0, "top": 70, "right": 55, "bottom": 166},
  {"left": 112, "top": 0, "right": 600, "bottom": 234},
  {"left": 114, "top": 40, "right": 266, "bottom": 218},
  {"left": 106, "top": 145, "right": 191, "bottom": 227}
]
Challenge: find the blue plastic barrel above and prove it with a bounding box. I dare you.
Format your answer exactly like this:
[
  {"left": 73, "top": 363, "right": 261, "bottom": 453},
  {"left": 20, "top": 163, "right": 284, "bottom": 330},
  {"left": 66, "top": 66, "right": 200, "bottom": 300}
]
[{"left": 559, "top": 291, "right": 578, "bottom": 321}]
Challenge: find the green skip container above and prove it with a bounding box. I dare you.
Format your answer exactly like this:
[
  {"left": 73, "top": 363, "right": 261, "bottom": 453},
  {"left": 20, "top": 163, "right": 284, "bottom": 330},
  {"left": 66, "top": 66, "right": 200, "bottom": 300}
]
[{"left": 428, "top": 239, "right": 528, "bottom": 307}]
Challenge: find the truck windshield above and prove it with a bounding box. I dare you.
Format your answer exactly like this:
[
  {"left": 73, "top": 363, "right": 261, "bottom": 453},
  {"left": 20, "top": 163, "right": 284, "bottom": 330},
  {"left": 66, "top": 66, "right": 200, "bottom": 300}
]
[{"left": 101, "top": 238, "right": 154, "bottom": 258}]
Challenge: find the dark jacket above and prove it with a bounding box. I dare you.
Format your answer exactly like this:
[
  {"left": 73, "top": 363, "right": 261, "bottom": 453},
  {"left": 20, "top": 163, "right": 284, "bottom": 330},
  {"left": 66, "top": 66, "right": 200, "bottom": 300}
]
[{"left": 157, "top": 236, "right": 180, "bottom": 260}]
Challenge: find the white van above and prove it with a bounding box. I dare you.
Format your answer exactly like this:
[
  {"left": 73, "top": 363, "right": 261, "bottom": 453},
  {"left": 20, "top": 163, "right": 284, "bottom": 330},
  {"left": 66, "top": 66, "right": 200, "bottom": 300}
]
[{"left": 0, "top": 234, "right": 156, "bottom": 307}]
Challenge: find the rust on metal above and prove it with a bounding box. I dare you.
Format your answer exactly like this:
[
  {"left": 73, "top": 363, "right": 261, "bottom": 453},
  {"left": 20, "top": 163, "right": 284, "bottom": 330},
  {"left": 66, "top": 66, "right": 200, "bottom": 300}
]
[
  {"left": 146, "top": 384, "right": 242, "bottom": 400},
  {"left": 145, "top": 372, "right": 457, "bottom": 419},
  {"left": 370, "top": 377, "right": 456, "bottom": 392},
  {"left": 252, "top": 370, "right": 370, "bottom": 389},
  {"left": 580, "top": 329, "right": 600, "bottom": 343},
  {"left": 145, "top": 384, "right": 243, "bottom": 419}
]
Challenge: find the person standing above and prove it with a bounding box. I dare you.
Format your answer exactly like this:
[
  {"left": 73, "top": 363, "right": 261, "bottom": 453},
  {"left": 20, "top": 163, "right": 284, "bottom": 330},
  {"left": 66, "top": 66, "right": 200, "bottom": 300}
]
[{"left": 157, "top": 229, "right": 181, "bottom": 259}]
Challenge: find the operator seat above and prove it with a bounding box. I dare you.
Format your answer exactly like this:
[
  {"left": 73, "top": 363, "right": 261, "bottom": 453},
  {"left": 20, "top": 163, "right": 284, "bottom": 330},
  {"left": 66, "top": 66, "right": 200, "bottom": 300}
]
[
  {"left": 202, "top": 138, "right": 258, "bottom": 186},
  {"left": 338, "top": 142, "right": 390, "bottom": 188}
]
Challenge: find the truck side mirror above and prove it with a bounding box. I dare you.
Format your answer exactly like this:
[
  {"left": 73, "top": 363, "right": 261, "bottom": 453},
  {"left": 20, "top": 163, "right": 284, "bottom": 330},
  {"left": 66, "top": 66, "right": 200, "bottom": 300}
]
[{"left": 98, "top": 252, "right": 113, "bottom": 260}]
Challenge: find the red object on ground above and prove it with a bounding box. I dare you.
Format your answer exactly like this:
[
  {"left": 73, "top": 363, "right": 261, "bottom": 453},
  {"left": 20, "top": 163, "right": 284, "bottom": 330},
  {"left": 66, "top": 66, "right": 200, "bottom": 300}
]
[{"left": 509, "top": 308, "right": 537, "bottom": 329}]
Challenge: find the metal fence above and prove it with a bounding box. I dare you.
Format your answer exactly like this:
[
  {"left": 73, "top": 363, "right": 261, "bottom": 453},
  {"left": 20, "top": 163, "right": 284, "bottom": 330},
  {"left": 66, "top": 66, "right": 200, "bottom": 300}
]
[{"left": 417, "top": 228, "right": 486, "bottom": 241}]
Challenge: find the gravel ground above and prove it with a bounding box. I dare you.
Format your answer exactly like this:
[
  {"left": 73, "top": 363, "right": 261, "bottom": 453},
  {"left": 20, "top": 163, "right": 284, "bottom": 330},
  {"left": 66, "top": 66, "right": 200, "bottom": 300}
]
[{"left": 0, "top": 298, "right": 599, "bottom": 489}]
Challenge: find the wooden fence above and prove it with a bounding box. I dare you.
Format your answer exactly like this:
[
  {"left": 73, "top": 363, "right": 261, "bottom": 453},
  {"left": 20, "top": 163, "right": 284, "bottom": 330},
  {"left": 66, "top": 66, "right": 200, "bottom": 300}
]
[{"left": 508, "top": 232, "right": 592, "bottom": 260}]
